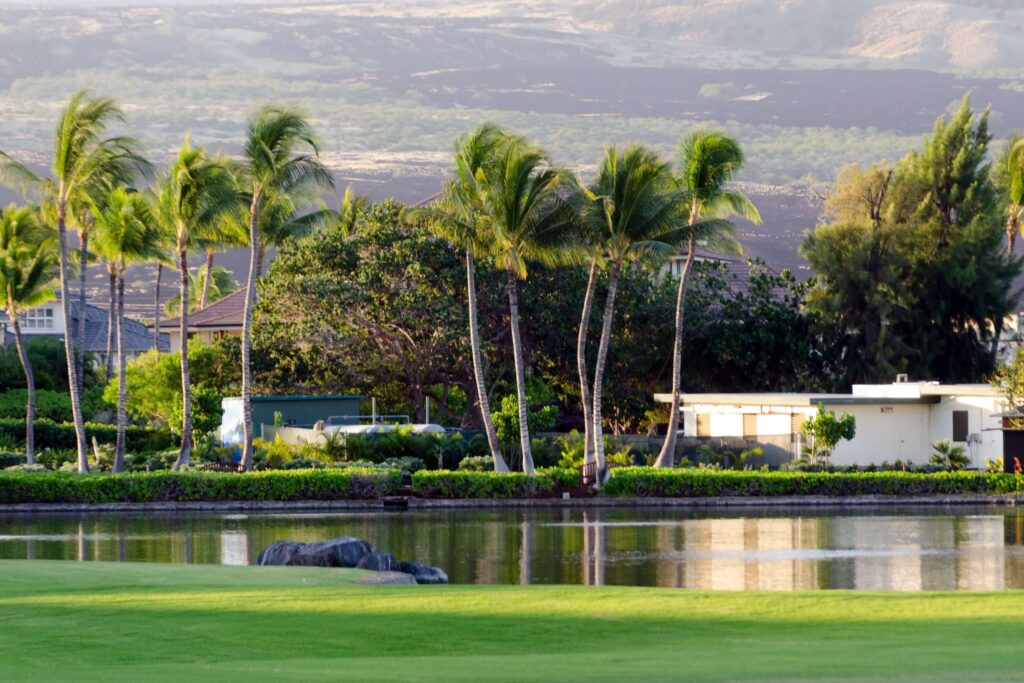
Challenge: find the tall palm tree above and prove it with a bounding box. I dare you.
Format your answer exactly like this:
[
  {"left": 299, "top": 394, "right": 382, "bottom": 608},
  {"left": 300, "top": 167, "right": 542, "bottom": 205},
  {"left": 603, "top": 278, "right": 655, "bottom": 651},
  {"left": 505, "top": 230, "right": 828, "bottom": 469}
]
[
  {"left": 654, "top": 131, "right": 761, "bottom": 467},
  {"left": 155, "top": 138, "right": 237, "bottom": 469},
  {"left": 478, "top": 137, "right": 576, "bottom": 475},
  {"left": 578, "top": 146, "right": 684, "bottom": 481},
  {"left": 237, "top": 107, "right": 334, "bottom": 471},
  {"left": 0, "top": 92, "right": 149, "bottom": 472},
  {"left": 1000, "top": 136, "right": 1024, "bottom": 253},
  {"left": 149, "top": 204, "right": 175, "bottom": 353},
  {"left": 416, "top": 123, "right": 514, "bottom": 472},
  {"left": 0, "top": 205, "right": 59, "bottom": 464},
  {"left": 90, "top": 188, "right": 162, "bottom": 472}
]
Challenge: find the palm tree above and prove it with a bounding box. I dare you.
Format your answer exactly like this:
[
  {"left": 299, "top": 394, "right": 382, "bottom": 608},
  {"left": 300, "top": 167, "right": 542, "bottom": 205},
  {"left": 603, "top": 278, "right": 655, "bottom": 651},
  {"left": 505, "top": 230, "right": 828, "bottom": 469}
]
[
  {"left": 237, "top": 107, "right": 334, "bottom": 471},
  {"left": 196, "top": 214, "right": 247, "bottom": 309},
  {"left": 0, "top": 92, "right": 150, "bottom": 472},
  {"left": 0, "top": 205, "right": 59, "bottom": 464},
  {"left": 655, "top": 131, "right": 761, "bottom": 467},
  {"left": 477, "top": 137, "right": 576, "bottom": 475},
  {"left": 155, "top": 138, "right": 237, "bottom": 469},
  {"left": 416, "top": 123, "right": 513, "bottom": 472},
  {"left": 337, "top": 186, "right": 370, "bottom": 239},
  {"left": 577, "top": 146, "right": 683, "bottom": 481},
  {"left": 998, "top": 135, "right": 1024, "bottom": 253},
  {"left": 90, "top": 188, "right": 162, "bottom": 472}
]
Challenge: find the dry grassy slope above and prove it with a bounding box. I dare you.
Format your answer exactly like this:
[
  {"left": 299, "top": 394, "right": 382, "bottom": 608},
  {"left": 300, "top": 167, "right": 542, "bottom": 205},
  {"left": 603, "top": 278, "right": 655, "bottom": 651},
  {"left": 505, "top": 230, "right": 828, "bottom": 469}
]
[{"left": 574, "top": 0, "right": 1024, "bottom": 72}]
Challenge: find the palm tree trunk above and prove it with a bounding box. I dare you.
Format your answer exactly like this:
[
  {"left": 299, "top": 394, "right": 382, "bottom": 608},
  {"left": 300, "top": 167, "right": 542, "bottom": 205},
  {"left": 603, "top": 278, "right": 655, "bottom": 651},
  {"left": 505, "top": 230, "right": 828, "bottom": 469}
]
[
  {"left": 467, "top": 249, "right": 509, "bottom": 472},
  {"left": 173, "top": 248, "right": 192, "bottom": 470},
  {"left": 113, "top": 270, "right": 127, "bottom": 473},
  {"left": 256, "top": 244, "right": 266, "bottom": 279},
  {"left": 655, "top": 237, "right": 696, "bottom": 468},
  {"left": 76, "top": 229, "right": 89, "bottom": 397},
  {"left": 1008, "top": 213, "right": 1018, "bottom": 254},
  {"left": 57, "top": 204, "right": 88, "bottom": 471},
  {"left": 200, "top": 249, "right": 215, "bottom": 309},
  {"left": 591, "top": 260, "right": 621, "bottom": 483},
  {"left": 104, "top": 268, "right": 115, "bottom": 382},
  {"left": 577, "top": 260, "right": 598, "bottom": 467},
  {"left": 506, "top": 271, "right": 534, "bottom": 475},
  {"left": 153, "top": 262, "right": 162, "bottom": 351},
  {"left": 240, "top": 191, "right": 261, "bottom": 472},
  {"left": 8, "top": 307, "right": 35, "bottom": 464}
]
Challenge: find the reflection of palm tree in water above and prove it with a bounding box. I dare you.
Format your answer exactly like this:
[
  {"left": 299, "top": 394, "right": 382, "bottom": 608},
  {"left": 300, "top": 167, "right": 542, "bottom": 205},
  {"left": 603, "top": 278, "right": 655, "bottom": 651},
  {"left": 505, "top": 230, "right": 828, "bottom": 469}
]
[
  {"left": 581, "top": 511, "right": 606, "bottom": 586},
  {"left": 519, "top": 514, "right": 533, "bottom": 585}
]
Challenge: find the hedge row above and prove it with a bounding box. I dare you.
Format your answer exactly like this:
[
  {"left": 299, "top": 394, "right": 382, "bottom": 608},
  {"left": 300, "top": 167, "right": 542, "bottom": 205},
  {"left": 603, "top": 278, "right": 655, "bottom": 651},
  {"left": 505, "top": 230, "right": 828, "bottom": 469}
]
[
  {"left": 412, "top": 468, "right": 578, "bottom": 498},
  {"left": 0, "top": 418, "right": 175, "bottom": 452},
  {"left": 602, "top": 467, "right": 1024, "bottom": 497},
  {"left": 0, "top": 468, "right": 401, "bottom": 504}
]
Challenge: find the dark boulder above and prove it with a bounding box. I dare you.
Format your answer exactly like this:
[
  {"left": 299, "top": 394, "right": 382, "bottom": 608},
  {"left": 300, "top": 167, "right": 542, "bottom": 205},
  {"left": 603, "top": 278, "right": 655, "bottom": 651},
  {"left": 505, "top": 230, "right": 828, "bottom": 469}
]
[
  {"left": 398, "top": 561, "right": 449, "bottom": 584},
  {"left": 256, "top": 541, "right": 306, "bottom": 566},
  {"left": 257, "top": 537, "right": 372, "bottom": 568},
  {"left": 256, "top": 536, "right": 447, "bottom": 583},
  {"left": 356, "top": 552, "right": 401, "bottom": 572}
]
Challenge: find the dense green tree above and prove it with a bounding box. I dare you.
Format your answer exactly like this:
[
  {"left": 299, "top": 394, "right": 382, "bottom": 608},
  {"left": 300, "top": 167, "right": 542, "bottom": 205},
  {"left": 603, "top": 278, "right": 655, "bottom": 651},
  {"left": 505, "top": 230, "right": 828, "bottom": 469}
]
[
  {"left": 255, "top": 200, "right": 477, "bottom": 425},
  {"left": 0, "top": 205, "right": 59, "bottom": 462},
  {"left": 106, "top": 341, "right": 239, "bottom": 439},
  {"left": 804, "top": 97, "right": 1020, "bottom": 385}
]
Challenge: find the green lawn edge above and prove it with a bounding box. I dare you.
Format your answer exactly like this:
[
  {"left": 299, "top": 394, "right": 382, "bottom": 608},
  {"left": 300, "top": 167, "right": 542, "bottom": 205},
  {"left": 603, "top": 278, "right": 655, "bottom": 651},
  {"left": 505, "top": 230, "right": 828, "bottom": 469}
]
[{"left": 2, "top": 560, "right": 1024, "bottom": 682}]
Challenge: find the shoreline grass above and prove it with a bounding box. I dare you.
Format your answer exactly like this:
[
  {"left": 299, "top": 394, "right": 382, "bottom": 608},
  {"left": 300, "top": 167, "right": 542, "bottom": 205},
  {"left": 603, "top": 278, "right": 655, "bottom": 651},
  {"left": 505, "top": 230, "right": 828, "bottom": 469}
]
[{"left": 1, "top": 560, "right": 1024, "bottom": 681}]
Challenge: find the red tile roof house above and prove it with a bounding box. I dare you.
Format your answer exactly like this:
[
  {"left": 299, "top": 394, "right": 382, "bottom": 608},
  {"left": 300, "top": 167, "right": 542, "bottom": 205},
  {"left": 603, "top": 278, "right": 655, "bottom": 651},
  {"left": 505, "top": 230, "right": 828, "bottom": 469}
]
[{"left": 153, "top": 288, "right": 246, "bottom": 352}]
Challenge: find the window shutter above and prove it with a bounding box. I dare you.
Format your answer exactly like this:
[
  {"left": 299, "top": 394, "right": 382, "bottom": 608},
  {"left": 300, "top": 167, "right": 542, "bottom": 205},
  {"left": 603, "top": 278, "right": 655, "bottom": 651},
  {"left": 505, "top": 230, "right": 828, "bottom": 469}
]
[
  {"left": 743, "top": 414, "right": 757, "bottom": 439},
  {"left": 696, "top": 413, "right": 710, "bottom": 437},
  {"left": 953, "top": 411, "right": 969, "bottom": 442}
]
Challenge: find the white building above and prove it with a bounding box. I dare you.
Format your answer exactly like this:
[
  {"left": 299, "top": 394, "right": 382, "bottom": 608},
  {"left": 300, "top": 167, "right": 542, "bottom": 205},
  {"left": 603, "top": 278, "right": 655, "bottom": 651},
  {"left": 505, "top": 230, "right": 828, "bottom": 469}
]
[{"left": 653, "top": 381, "right": 1007, "bottom": 468}]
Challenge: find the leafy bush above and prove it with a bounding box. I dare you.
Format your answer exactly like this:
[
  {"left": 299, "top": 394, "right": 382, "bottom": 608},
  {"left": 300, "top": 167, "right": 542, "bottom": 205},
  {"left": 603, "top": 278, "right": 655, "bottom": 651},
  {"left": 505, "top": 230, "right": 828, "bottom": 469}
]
[
  {"left": 0, "top": 468, "right": 402, "bottom": 504},
  {"left": 0, "top": 452, "right": 25, "bottom": 468},
  {"left": 602, "top": 467, "right": 1024, "bottom": 497},
  {"left": 0, "top": 418, "right": 174, "bottom": 452},
  {"left": 412, "top": 468, "right": 579, "bottom": 498},
  {"left": 457, "top": 455, "right": 494, "bottom": 472},
  {"left": 930, "top": 440, "right": 971, "bottom": 471},
  {"left": 381, "top": 456, "right": 426, "bottom": 473}
]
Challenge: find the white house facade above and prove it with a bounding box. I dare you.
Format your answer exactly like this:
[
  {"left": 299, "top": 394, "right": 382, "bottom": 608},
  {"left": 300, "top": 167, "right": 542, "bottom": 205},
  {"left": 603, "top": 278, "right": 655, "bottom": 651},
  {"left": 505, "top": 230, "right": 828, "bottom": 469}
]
[{"left": 654, "top": 381, "right": 1006, "bottom": 468}]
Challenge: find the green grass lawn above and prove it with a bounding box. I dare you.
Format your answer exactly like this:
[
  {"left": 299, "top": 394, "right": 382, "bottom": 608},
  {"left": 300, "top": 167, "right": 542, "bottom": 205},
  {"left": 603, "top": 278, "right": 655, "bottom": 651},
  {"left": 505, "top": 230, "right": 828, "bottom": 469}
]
[{"left": 1, "top": 560, "right": 1023, "bottom": 682}]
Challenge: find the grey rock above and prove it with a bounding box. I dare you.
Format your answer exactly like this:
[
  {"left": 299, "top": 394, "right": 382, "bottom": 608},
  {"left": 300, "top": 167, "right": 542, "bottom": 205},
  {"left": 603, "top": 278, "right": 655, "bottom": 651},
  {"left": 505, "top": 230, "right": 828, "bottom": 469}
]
[
  {"left": 257, "top": 536, "right": 372, "bottom": 568},
  {"left": 356, "top": 551, "right": 400, "bottom": 572},
  {"left": 357, "top": 571, "right": 417, "bottom": 585},
  {"left": 257, "top": 541, "right": 305, "bottom": 566},
  {"left": 398, "top": 561, "right": 449, "bottom": 584}
]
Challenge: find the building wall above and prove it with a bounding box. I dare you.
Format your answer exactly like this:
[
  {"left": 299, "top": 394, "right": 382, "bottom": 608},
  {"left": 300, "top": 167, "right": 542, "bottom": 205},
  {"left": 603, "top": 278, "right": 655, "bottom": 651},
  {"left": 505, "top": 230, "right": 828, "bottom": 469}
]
[
  {"left": 926, "top": 395, "right": 1004, "bottom": 469},
  {"left": 681, "top": 397, "right": 1005, "bottom": 467},
  {"left": 830, "top": 404, "right": 930, "bottom": 467},
  {"left": 0, "top": 302, "right": 66, "bottom": 337},
  {"left": 220, "top": 395, "right": 363, "bottom": 446}
]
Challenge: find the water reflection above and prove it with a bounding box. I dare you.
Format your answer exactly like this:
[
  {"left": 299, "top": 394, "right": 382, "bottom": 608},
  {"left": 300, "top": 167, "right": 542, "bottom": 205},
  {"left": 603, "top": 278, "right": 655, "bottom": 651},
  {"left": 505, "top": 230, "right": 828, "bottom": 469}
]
[{"left": 1, "top": 507, "right": 1022, "bottom": 591}]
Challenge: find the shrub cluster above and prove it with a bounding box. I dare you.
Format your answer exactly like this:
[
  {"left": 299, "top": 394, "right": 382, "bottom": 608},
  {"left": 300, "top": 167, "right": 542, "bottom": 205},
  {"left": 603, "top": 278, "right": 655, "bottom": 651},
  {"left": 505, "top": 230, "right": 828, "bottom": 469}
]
[
  {"left": 411, "top": 468, "right": 578, "bottom": 498},
  {"left": 602, "top": 467, "right": 1024, "bottom": 497},
  {"left": 0, "top": 468, "right": 401, "bottom": 504},
  {"left": 0, "top": 418, "right": 174, "bottom": 452}
]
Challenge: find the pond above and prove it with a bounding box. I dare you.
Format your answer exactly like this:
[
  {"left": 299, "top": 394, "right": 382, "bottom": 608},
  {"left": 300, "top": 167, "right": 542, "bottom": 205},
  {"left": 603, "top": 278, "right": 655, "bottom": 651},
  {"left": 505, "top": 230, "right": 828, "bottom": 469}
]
[{"left": 2, "top": 506, "right": 1023, "bottom": 591}]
